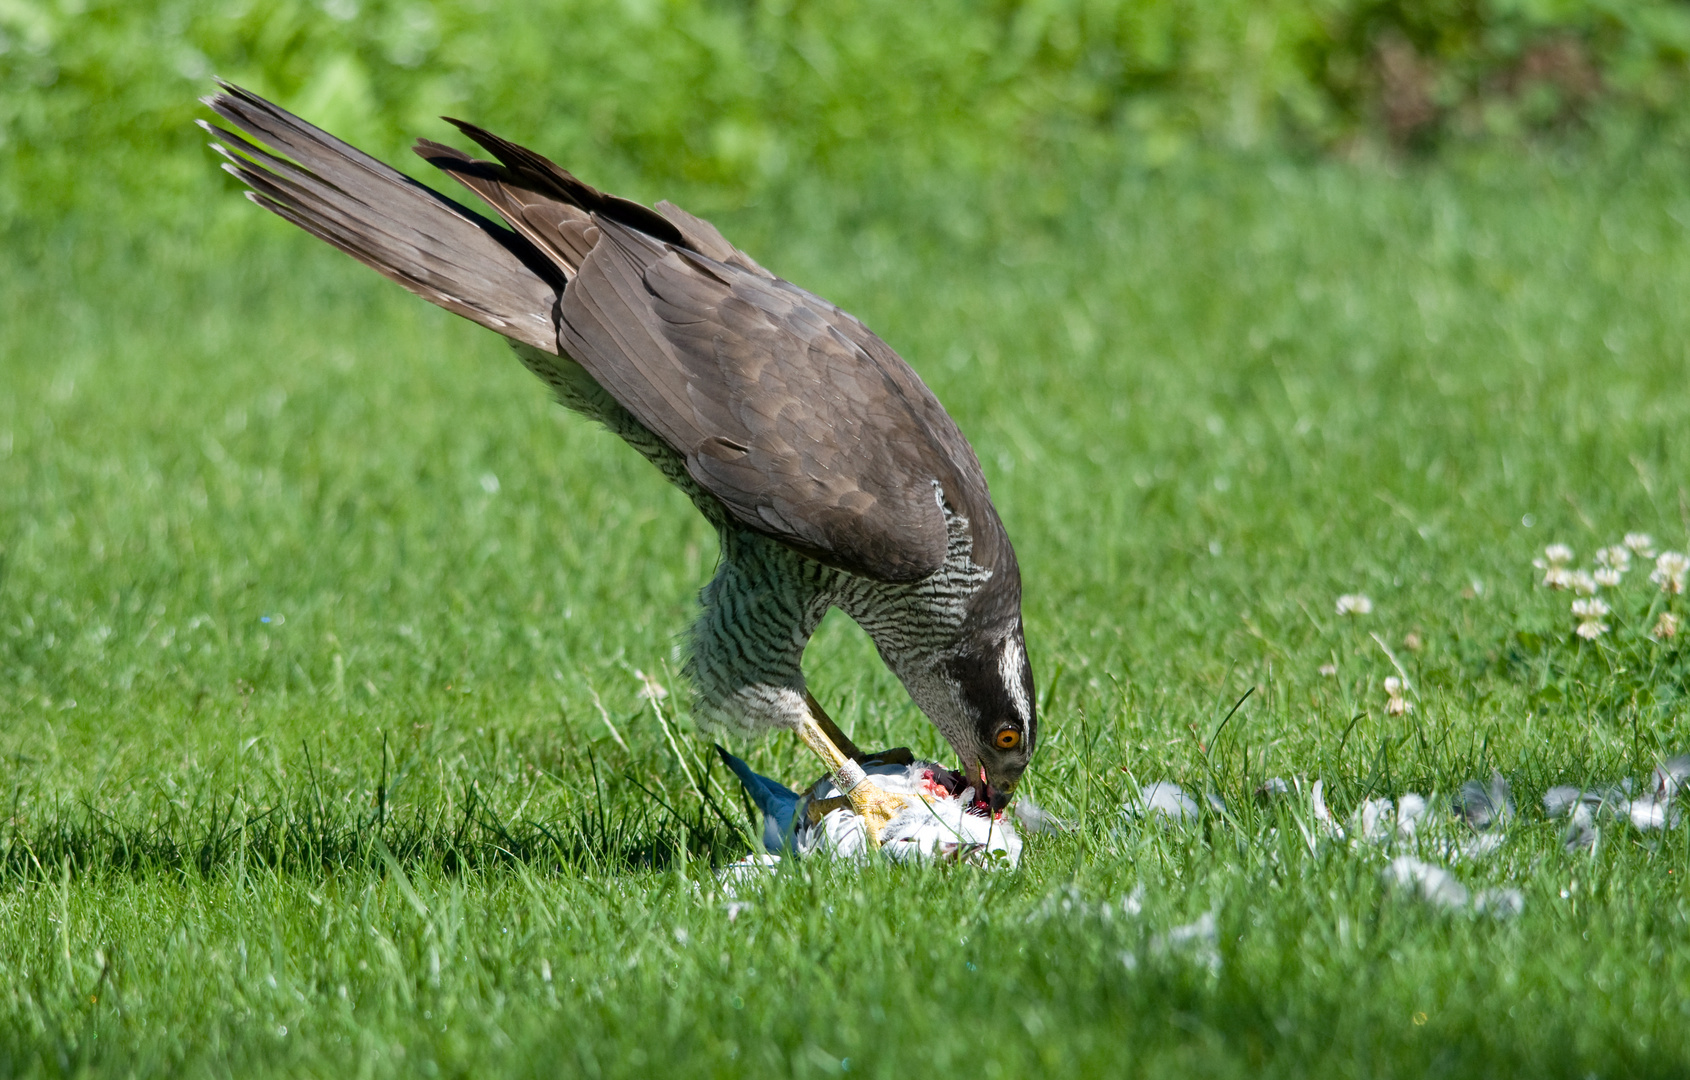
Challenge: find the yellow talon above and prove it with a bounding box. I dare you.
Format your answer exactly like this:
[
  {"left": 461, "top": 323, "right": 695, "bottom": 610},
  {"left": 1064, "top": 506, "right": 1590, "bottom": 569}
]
[
  {"left": 845, "top": 781, "right": 912, "bottom": 845},
  {"left": 795, "top": 693, "right": 917, "bottom": 847}
]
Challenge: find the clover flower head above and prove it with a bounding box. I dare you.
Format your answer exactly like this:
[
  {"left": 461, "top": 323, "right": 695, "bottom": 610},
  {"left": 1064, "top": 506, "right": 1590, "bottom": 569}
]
[
  {"left": 1654, "top": 612, "right": 1680, "bottom": 641},
  {"left": 1335, "top": 594, "right": 1373, "bottom": 616},
  {"left": 1383, "top": 676, "right": 1413, "bottom": 715},
  {"left": 1542, "top": 544, "right": 1575, "bottom": 566},
  {"left": 1571, "top": 597, "right": 1610, "bottom": 640},
  {"left": 1594, "top": 567, "right": 1623, "bottom": 588},
  {"left": 1568, "top": 570, "right": 1598, "bottom": 595},
  {"left": 1595, "top": 545, "right": 1631, "bottom": 572},
  {"left": 1541, "top": 566, "right": 1573, "bottom": 590},
  {"left": 1650, "top": 552, "right": 1689, "bottom": 595},
  {"left": 633, "top": 669, "right": 669, "bottom": 701},
  {"left": 1571, "top": 598, "right": 1610, "bottom": 620},
  {"left": 1625, "top": 533, "right": 1657, "bottom": 558}
]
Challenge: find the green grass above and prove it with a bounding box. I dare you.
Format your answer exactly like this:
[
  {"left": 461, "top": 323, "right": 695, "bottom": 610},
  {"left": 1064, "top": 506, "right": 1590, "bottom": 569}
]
[{"left": 4, "top": 142, "right": 1690, "bottom": 1077}]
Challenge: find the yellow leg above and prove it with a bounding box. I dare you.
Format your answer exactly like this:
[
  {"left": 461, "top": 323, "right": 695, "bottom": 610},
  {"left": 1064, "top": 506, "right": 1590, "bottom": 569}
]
[
  {"left": 795, "top": 709, "right": 910, "bottom": 846},
  {"left": 805, "top": 690, "right": 865, "bottom": 760}
]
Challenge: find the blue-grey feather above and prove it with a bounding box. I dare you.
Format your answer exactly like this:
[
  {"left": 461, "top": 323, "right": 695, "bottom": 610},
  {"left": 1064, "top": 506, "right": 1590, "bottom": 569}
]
[{"left": 716, "top": 745, "right": 801, "bottom": 854}]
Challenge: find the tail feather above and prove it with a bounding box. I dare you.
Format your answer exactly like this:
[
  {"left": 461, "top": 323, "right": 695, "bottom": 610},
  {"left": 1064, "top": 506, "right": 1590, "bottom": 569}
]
[
  {"left": 715, "top": 745, "right": 801, "bottom": 855},
  {"left": 201, "top": 80, "right": 562, "bottom": 353},
  {"left": 415, "top": 138, "right": 601, "bottom": 275},
  {"left": 439, "top": 118, "right": 686, "bottom": 247},
  {"left": 412, "top": 121, "right": 686, "bottom": 280}
]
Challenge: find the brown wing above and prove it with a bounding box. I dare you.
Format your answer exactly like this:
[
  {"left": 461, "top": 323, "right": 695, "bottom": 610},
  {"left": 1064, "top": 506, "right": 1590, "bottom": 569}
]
[
  {"left": 206, "top": 85, "right": 1001, "bottom": 583},
  {"left": 554, "top": 218, "right": 994, "bottom": 582}
]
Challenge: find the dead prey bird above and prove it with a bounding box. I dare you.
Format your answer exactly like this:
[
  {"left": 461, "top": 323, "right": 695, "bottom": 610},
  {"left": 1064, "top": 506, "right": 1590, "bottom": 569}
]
[
  {"left": 717, "top": 742, "right": 1022, "bottom": 867},
  {"left": 200, "top": 84, "right": 1036, "bottom": 842}
]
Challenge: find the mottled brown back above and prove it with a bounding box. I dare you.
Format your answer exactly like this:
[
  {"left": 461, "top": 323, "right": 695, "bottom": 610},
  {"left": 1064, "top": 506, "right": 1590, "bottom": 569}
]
[{"left": 203, "top": 83, "right": 1012, "bottom": 585}]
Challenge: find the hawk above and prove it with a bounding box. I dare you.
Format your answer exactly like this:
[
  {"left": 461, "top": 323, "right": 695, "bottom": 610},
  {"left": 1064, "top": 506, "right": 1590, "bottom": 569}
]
[{"left": 201, "top": 82, "right": 1036, "bottom": 840}]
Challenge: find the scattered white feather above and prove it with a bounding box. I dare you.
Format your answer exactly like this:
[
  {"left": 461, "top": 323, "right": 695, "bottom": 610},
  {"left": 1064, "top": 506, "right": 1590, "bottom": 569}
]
[
  {"left": 1654, "top": 755, "right": 1690, "bottom": 803},
  {"left": 1255, "top": 776, "right": 1292, "bottom": 800},
  {"left": 1154, "top": 911, "right": 1222, "bottom": 974},
  {"left": 1543, "top": 754, "right": 1689, "bottom": 850},
  {"left": 1453, "top": 772, "right": 1515, "bottom": 831},
  {"left": 1125, "top": 781, "right": 1203, "bottom": 826},
  {"left": 1356, "top": 794, "right": 1430, "bottom": 843},
  {"left": 716, "top": 853, "right": 782, "bottom": 899},
  {"left": 1013, "top": 798, "right": 1072, "bottom": 835},
  {"left": 1380, "top": 858, "right": 1522, "bottom": 918},
  {"left": 1473, "top": 888, "right": 1525, "bottom": 918},
  {"left": 1122, "top": 907, "right": 1222, "bottom": 975},
  {"left": 1310, "top": 779, "right": 1343, "bottom": 837},
  {"left": 1382, "top": 856, "right": 1470, "bottom": 910},
  {"left": 1029, "top": 883, "right": 1142, "bottom": 925}
]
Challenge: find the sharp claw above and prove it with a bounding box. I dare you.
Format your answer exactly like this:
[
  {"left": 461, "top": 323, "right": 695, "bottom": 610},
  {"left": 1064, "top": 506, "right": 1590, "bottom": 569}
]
[
  {"left": 845, "top": 778, "right": 912, "bottom": 846},
  {"left": 794, "top": 702, "right": 912, "bottom": 847},
  {"left": 805, "top": 795, "right": 850, "bottom": 825}
]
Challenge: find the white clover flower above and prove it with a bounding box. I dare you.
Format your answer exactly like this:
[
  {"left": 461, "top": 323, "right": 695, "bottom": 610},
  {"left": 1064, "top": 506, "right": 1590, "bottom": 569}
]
[
  {"left": 1594, "top": 545, "right": 1631, "bottom": 572},
  {"left": 1594, "top": 567, "right": 1623, "bottom": 588},
  {"left": 1571, "top": 597, "right": 1610, "bottom": 640},
  {"left": 1541, "top": 566, "right": 1573, "bottom": 590},
  {"left": 1568, "top": 570, "right": 1598, "bottom": 595},
  {"left": 1571, "top": 598, "right": 1610, "bottom": 620},
  {"left": 1654, "top": 612, "right": 1679, "bottom": 641},
  {"left": 1318, "top": 663, "right": 1338, "bottom": 677},
  {"left": 1335, "top": 594, "right": 1373, "bottom": 616},
  {"left": 633, "top": 669, "right": 669, "bottom": 701},
  {"left": 1542, "top": 543, "right": 1574, "bottom": 566},
  {"left": 1625, "top": 533, "right": 1657, "bottom": 558},
  {"left": 1650, "top": 552, "right": 1689, "bottom": 595},
  {"left": 1383, "top": 676, "right": 1413, "bottom": 715}
]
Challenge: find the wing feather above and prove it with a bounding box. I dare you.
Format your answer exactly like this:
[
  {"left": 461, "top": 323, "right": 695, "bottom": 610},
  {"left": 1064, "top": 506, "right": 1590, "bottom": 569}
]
[
  {"left": 210, "top": 85, "right": 1000, "bottom": 584},
  {"left": 555, "top": 220, "right": 989, "bottom": 581}
]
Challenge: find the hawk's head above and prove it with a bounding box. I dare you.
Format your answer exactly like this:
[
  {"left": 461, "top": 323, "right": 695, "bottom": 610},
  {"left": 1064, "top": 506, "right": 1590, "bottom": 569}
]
[{"left": 932, "top": 620, "right": 1036, "bottom": 813}]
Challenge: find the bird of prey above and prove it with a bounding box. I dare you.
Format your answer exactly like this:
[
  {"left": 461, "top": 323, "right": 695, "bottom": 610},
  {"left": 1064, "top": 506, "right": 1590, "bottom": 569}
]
[{"left": 200, "top": 82, "right": 1036, "bottom": 841}]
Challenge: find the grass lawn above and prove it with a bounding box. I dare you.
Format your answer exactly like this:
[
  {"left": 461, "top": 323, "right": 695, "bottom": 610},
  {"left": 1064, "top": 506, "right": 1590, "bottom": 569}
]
[{"left": 3, "top": 142, "right": 1690, "bottom": 1076}]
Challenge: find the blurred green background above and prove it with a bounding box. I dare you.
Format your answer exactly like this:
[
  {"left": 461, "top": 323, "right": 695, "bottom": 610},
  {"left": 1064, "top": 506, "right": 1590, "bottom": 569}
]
[
  {"left": 5, "top": 4, "right": 1690, "bottom": 1077},
  {"left": 6, "top": 0, "right": 1690, "bottom": 229}
]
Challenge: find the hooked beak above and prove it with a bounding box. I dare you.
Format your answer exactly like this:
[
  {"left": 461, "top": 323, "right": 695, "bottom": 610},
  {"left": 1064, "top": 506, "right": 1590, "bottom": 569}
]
[{"left": 976, "top": 765, "right": 1014, "bottom": 816}]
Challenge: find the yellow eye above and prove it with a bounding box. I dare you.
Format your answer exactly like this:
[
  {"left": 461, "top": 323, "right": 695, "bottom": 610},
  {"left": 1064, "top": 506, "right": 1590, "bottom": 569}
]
[{"left": 995, "top": 729, "right": 1021, "bottom": 751}]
